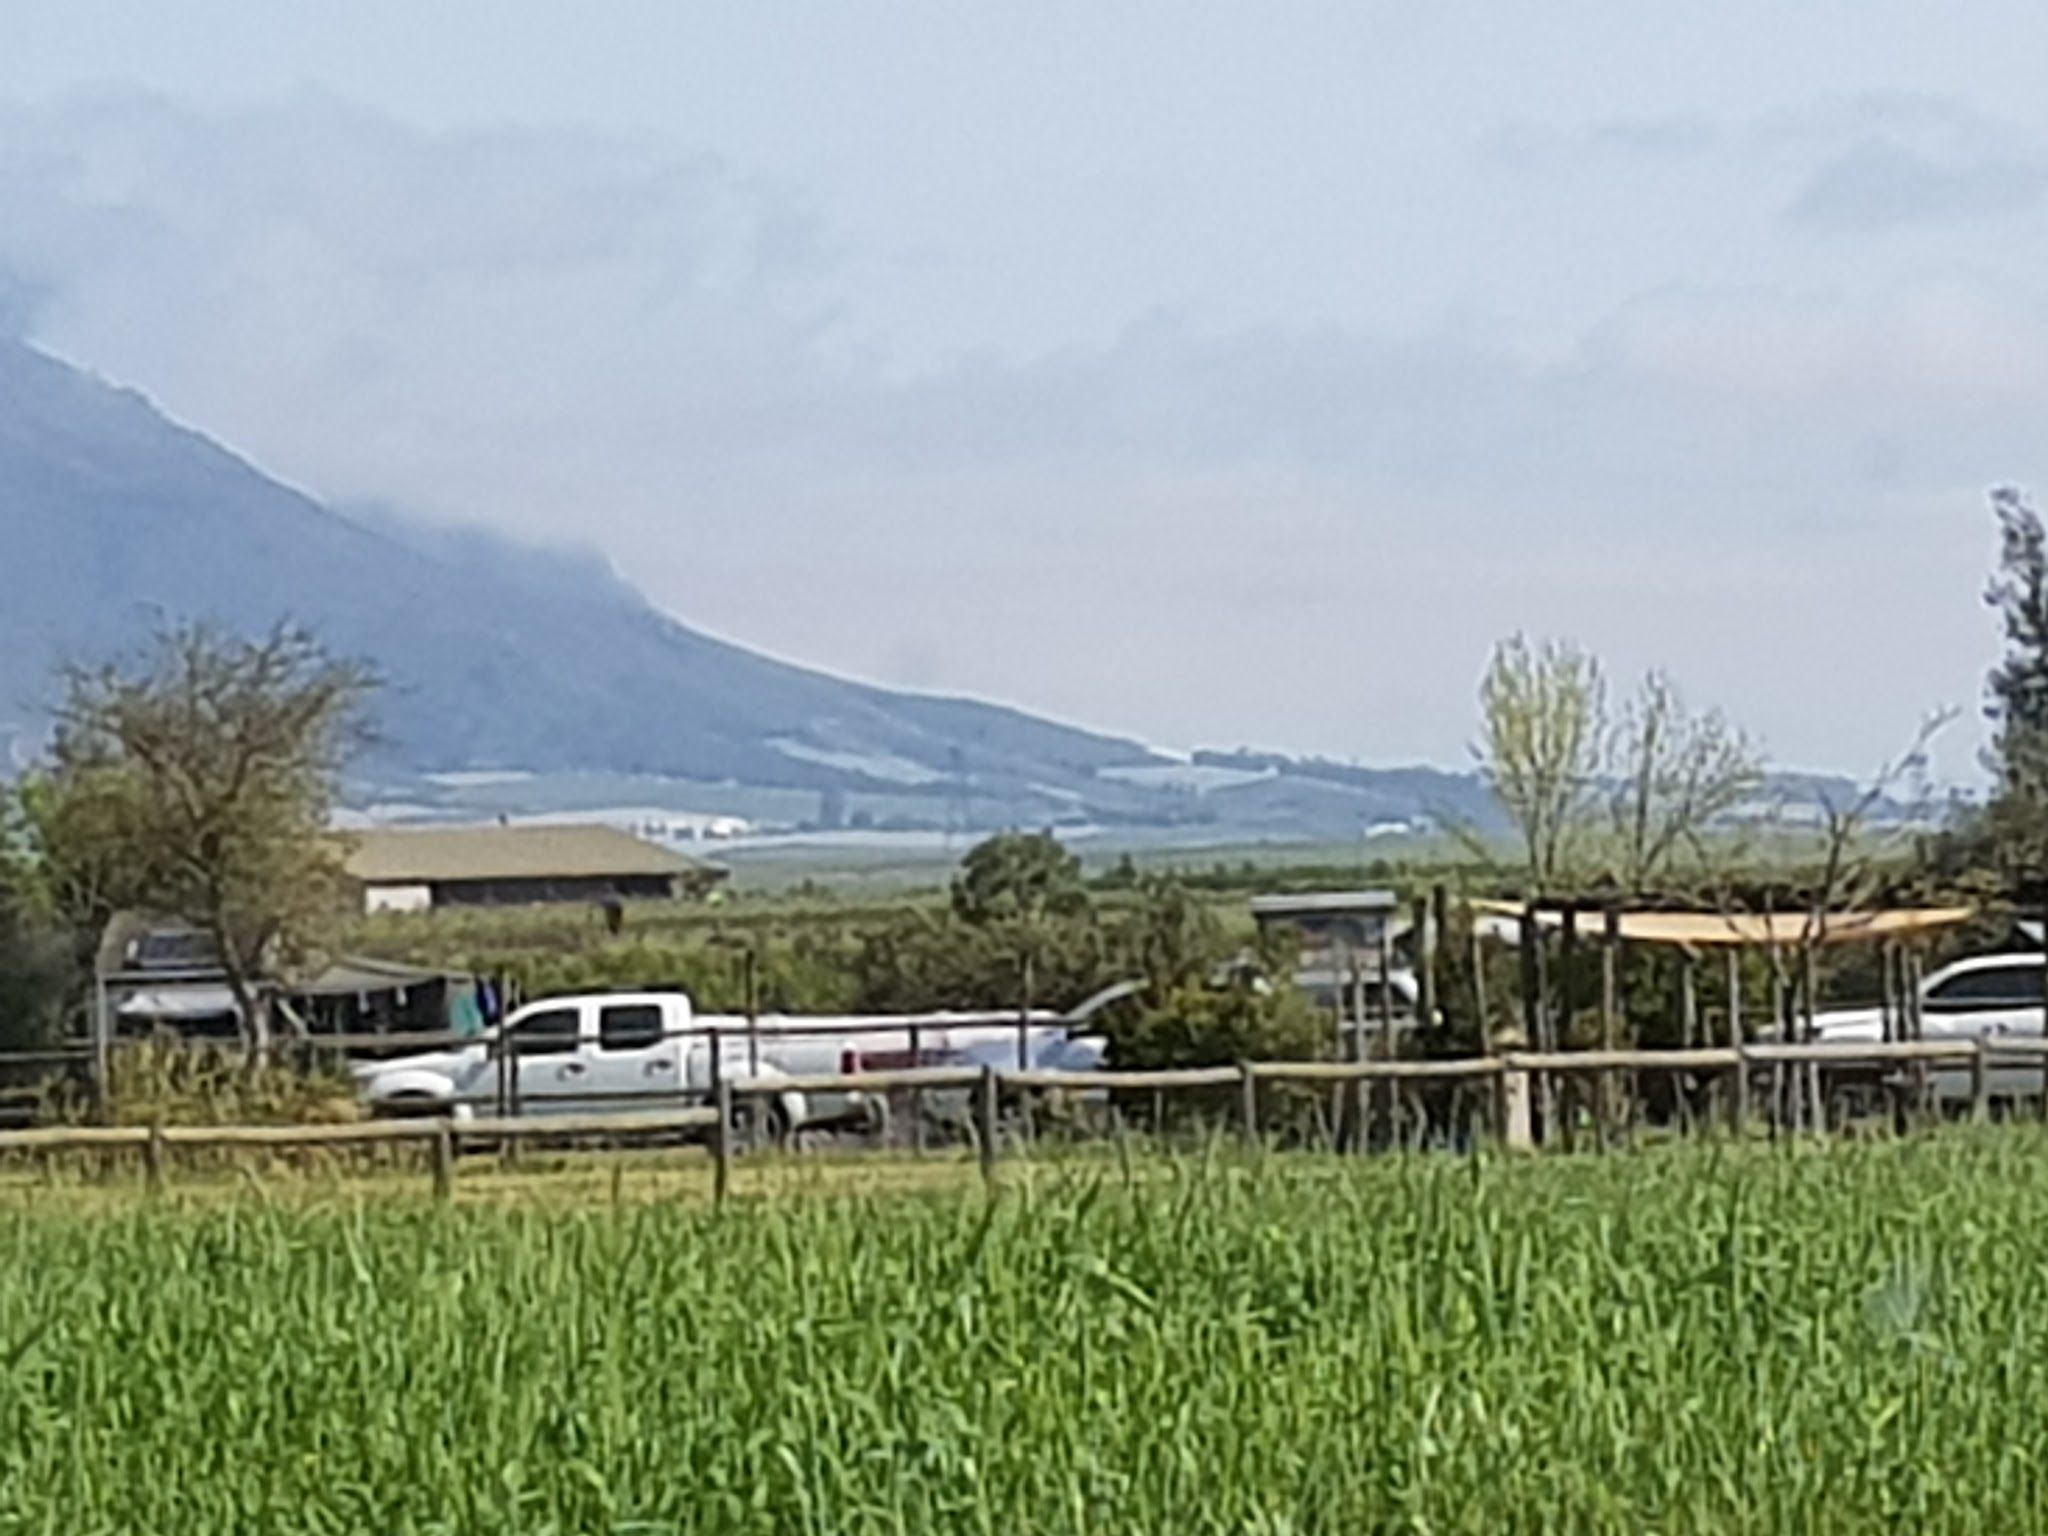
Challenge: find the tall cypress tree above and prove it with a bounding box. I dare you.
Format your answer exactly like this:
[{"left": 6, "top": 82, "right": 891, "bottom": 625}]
[{"left": 1986, "top": 486, "right": 2048, "bottom": 797}]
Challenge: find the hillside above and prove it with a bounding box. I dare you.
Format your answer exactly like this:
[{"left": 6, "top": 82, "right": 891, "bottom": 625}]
[
  {"left": 0, "top": 338, "right": 1165, "bottom": 818},
  {"left": 10, "top": 337, "right": 1876, "bottom": 847}
]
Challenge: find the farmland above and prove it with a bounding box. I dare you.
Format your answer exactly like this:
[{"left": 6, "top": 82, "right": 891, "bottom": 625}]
[{"left": 4, "top": 1134, "right": 2047, "bottom": 1532}]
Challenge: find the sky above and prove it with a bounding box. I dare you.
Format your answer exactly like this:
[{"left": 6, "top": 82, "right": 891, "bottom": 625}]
[{"left": 4, "top": 3, "right": 2047, "bottom": 779}]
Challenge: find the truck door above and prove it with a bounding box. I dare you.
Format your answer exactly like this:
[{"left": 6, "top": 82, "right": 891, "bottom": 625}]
[
  {"left": 506, "top": 1004, "right": 585, "bottom": 1114},
  {"left": 586, "top": 1001, "right": 681, "bottom": 1108}
]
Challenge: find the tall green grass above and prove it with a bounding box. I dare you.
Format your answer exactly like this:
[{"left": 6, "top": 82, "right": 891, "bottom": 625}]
[{"left": 2, "top": 1135, "right": 2046, "bottom": 1532}]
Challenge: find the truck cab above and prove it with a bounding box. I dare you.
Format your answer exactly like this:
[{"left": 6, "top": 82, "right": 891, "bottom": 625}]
[{"left": 354, "top": 992, "right": 721, "bottom": 1117}]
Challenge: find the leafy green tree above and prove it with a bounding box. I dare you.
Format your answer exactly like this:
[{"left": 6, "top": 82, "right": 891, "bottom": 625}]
[
  {"left": 1116, "top": 873, "right": 1226, "bottom": 993},
  {"left": 951, "top": 830, "right": 1090, "bottom": 926},
  {"left": 22, "top": 622, "right": 377, "bottom": 1051},
  {"left": 1977, "top": 486, "right": 2048, "bottom": 875},
  {"left": 853, "top": 906, "right": 1109, "bottom": 1013},
  {"left": 0, "top": 789, "right": 72, "bottom": 1049}
]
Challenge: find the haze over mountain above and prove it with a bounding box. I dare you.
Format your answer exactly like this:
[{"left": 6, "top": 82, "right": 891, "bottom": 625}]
[
  {"left": 0, "top": 338, "right": 1178, "bottom": 814},
  {"left": 1, "top": 337, "right": 1922, "bottom": 842}
]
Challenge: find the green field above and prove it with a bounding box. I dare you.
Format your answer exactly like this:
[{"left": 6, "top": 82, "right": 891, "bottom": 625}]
[{"left": 3, "top": 1136, "right": 2046, "bottom": 1533}]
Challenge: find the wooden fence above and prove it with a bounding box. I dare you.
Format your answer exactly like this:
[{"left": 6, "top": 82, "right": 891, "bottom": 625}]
[{"left": 2, "top": 1038, "right": 2045, "bottom": 1201}]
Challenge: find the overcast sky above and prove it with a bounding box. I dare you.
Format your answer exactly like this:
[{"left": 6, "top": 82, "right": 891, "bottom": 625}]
[{"left": 5, "top": 3, "right": 2047, "bottom": 778}]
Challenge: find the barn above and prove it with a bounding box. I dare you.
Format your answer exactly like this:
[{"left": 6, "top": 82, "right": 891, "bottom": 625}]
[{"left": 345, "top": 824, "right": 724, "bottom": 912}]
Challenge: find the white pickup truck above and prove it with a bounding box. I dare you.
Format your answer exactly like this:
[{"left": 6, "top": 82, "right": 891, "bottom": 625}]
[
  {"left": 350, "top": 990, "right": 1109, "bottom": 1139},
  {"left": 1811, "top": 953, "right": 2048, "bottom": 1104}
]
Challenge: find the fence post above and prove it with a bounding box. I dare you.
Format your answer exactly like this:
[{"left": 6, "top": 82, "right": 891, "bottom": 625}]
[
  {"left": 432, "top": 1120, "right": 455, "bottom": 1201},
  {"left": 1415, "top": 894, "right": 1436, "bottom": 1040},
  {"left": 1599, "top": 909, "right": 1620, "bottom": 1145},
  {"left": 1376, "top": 921, "right": 1397, "bottom": 1146},
  {"left": 1496, "top": 1056, "right": 1533, "bottom": 1152},
  {"left": 1468, "top": 908, "right": 1489, "bottom": 1042},
  {"left": 1972, "top": 1038, "right": 1990, "bottom": 1124},
  {"left": 1017, "top": 952, "right": 1034, "bottom": 1071},
  {"left": 1429, "top": 885, "right": 1449, "bottom": 1040},
  {"left": 1678, "top": 953, "right": 1698, "bottom": 1052},
  {"left": 909, "top": 1021, "right": 925, "bottom": 1156},
  {"left": 2037, "top": 903, "right": 2048, "bottom": 1115},
  {"left": 144, "top": 1120, "right": 165, "bottom": 1196},
  {"left": 1348, "top": 949, "right": 1367, "bottom": 1153},
  {"left": 1800, "top": 944, "right": 1821, "bottom": 1138},
  {"left": 713, "top": 1078, "right": 733, "bottom": 1207},
  {"left": 1238, "top": 1060, "right": 1257, "bottom": 1148},
  {"left": 1730, "top": 1049, "right": 1749, "bottom": 1137},
  {"left": 977, "top": 1066, "right": 999, "bottom": 1187}
]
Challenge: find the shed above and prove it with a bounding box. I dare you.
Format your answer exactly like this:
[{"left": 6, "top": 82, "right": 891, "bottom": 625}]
[
  {"left": 344, "top": 823, "right": 724, "bottom": 912},
  {"left": 92, "top": 914, "right": 484, "bottom": 1047},
  {"left": 1250, "top": 889, "right": 1417, "bottom": 1024}
]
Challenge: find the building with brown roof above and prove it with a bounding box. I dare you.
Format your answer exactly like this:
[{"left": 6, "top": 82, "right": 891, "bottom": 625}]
[{"left": 344, "top": 824, "right": 723, "bottom": 913}]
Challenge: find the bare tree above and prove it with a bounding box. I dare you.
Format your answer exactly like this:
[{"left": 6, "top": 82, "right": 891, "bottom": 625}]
[{"left": 1603, "top": 671, "right": 1762, "bottom": 897}]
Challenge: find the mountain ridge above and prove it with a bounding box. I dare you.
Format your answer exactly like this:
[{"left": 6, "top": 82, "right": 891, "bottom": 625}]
[{"left": 0, "top": 338, "right": 1165, "bottom": 819}]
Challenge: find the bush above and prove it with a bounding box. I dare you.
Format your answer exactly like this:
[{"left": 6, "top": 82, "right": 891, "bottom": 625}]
[{"left": 63, "top": 1041, "right": 361, "bottom": 1127}]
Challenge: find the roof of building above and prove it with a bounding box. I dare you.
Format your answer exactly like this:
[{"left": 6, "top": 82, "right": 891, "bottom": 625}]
[
  {"left": 1471, "top": 899, "right": 1975, "bottom": 949},
  {"left": 1250, "top": 889, "right": 1400, "bottom": 918},
  {"left": 344, "top": 824, "right": 709, "bottom": 885}
]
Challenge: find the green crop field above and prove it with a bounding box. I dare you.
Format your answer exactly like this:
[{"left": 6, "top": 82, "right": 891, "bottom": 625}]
[{"left": 2, "top": 1135, "right": 2046, "bottom": 1533}]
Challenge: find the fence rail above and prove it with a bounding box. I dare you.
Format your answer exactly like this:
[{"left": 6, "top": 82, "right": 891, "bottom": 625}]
[{"left": 2, "top": 1039, "right": 2046, "bottom": 1201}]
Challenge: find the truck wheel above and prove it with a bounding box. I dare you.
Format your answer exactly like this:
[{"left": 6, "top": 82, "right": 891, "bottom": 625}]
[{"left": 735, "top": 1099, "right": 793, "bottom": 1151}]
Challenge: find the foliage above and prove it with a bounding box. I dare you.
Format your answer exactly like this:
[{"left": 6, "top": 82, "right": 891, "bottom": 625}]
[
  {"left": 1603, "top": 670, "right": 1761, "bottom": 896},
  {"left": 0, "top": 791, "right": 73, "bottom": 1049},
  {"left": 1986, "top": 485, "right": 2048, "bottom": 783},
  {"left": 56, "top": 1040, "right": 361, "bottom": 1127},
  {"left": 950, "top": 830, "right": 1090, "bottom": 926},
  {"left": 1474, "top": 635, "right": 1606, "bottom": 893},
  {"left": 1103, "top": 978, "right": 1325, "bottom": 1070},
  {"left": 853, "top": 909, "right": 1109, "bottom": 1014},
  {"left": 1956, "top": 485, "right": 2048, "bottom": 885},
  {"left": 1114, "top": 872, "right": 1228, "bottom": 993},
  {"left": 23, "top": 621, "right": 377, "bottom": 1048},
  {"left": 10, "top": 1139, "right": 2048, "bottom": 1529},
  {"left": 1474, "top": 635, "right": 1765, "bottom": 899}
]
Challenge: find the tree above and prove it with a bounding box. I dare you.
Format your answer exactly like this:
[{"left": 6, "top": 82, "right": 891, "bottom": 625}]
[
  {"left": 1474, "top": 636, "right": 1764, "bottom": 898},
  {"left": 0, "top": 789, "right": 71, "bottom": 1049},
  {"left": 1474, "top": 635, "right": 1605, "bottom": 894},
  {"left": 24, "top": 622, "right": 377, "bottom": 1052},
  {"left": 951, "top": 831, "right": 1090, "bottom": 926},
  {"left": 1977, "top": 485, "right": 2048, "bottom": 869},
  {"left": 1117, "top": 873, "right": 1226, "bottom": 993},
  {"left": 1986, "top": 487, "right": 2048, "bottom": 775},
  {"left": 1603, "top": 670, "right": 1762, "bottom": 897}
]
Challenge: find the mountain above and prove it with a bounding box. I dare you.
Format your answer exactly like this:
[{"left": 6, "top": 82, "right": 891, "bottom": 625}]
[{"left": 0, "top": 338, "right": 1166, "bottom": 819}]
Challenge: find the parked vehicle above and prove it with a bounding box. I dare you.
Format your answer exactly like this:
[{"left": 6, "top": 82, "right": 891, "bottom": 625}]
[
  {"left": 1810, "top": 953, "right": 2048, "bottom": 1106},
  {"left": 350, "top": 990, "right": 1109, "bottom": 1141}
]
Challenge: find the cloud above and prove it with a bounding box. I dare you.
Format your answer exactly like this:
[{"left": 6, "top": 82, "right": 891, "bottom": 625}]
[
  {"left": 1482, "top": 113, "right": 1719, "bottom": 173},
  {"left": 1788, "top": 138, "right": 2048, "bottom": 231},
  {"left": 0, "top": 89, "right": 2034, "bottom": 775},
  {"left": 1765, "top": 93, "right": 2048, "bottom": 233}
]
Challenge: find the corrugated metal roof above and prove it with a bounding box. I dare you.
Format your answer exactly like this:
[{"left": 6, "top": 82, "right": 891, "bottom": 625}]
[
  {"left": 1250, "top": 890, "right": 1400, "bottom": 917},
  {"left": 345, "top": 824, "right": 705, "bottom": 884}
]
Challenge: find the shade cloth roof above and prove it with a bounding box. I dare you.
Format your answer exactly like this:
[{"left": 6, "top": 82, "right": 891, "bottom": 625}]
[{"left": 1471, "top": 900, "right": 1974, "bottom": 948}]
